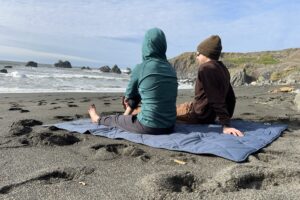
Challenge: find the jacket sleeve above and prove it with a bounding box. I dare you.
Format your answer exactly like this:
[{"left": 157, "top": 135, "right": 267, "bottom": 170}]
[
  {"left": 125, "top": 65, "right": 140, "bottom": 99},
  {"left": 198, "top": 67, "right": 231, "bottom": 126}
]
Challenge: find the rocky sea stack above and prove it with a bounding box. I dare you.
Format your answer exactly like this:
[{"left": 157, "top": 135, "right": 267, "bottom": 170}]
[
  {"left": 0, "top": 69, "right": 8, "bottom": 73},
  {"left": 99, "top": 65, "right": 111, "bottom": 73},
  {"left": 81, "top": 66, "right": 91, "bottom": 70},
  {"left": 54, "top": 60, "right": 72, "bottom": 68},
  {"left": 111, "top": 64, "right": 121, "bottom": 74},
  {"left": 25, "top": 61, "right": 38, "bottom": 67},
  {"left": 99, "top": 65, "right": 122, "bottom": 74}
]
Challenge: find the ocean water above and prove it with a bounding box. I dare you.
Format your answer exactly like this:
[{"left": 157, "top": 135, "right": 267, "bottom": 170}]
[{"left": 0, "top": 65, "right": 193, "bottom": 93}]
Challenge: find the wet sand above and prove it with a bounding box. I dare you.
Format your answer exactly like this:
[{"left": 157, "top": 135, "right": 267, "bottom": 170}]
[{"left": 0, "top": 85, "right": 299, "bottom": 200}]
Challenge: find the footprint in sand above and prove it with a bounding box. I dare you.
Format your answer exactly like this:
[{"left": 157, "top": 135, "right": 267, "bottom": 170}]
[
  {"left": 9, "top": 102, "right": 23, "bottom": 107},
  {"left": 97, "top": 96, "right": 109, "bottom": 100},
  {"left": 8, "top": 119, "right": 80, "bottom": 147},
  {"left": 54, "top": 116, "right": 74, "bottom": 121},
  {"left": 103, "top": 99, "right": 111, "bottom": 105},
  {"left": 37, "top": 101, "right": 47, "bottom": 106},
  {"left": 137, "top": 171, "right": 198, "bottom": 195},
  {"left": 9, "top": 119, "right": 43, "bottom": 136},
  {"left": 74, "top": 114, "right": 84, "bottom": 119},
  {"left": 89, "top": 143, "right": 150, "bottom": 161},
  {"left": 0, "top": 167, "right": 94, "bottom": 195},
  {"left": 16, "top": 129, "right": 81, "bottom": 147},
  {"left": 80, "top": 98, "right": 91, "bottom": 103},
  {"left": 200, "top": 164, "right": 300, "bottom": 193},
  {"left": 29, "top": 131, "right": 81, "bottom": 146},
  {"left": 8, "top": 107, "right": 22, "bottom": 111},
  {"left": 250, "top": 149, "right": 300, "bottom": 164},
  {"left": 68, "top": 104, "right": 78, "bottom": 107}
]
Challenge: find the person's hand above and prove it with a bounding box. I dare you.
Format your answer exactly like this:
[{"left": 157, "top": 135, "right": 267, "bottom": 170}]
[
  {"left": 122, "top": 96, "right": 129, "bottom": 110},
  {"left": 223, "top": 126, "right": 244, "bottom": 137}
]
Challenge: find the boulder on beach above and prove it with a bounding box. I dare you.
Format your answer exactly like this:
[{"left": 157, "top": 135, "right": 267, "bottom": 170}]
[
  {"left": 99, "top": 65, "right": 111, "bottom": 73},
  {"left": 54, "top": 60, "right": 72, "bottom": 68},
  {"left": 4, "top": 66, "right": 13, "bottom": 69},
  {"left": 231, "top": 69, "right": 253, "bottom": 86},
  {"left": 111, "top": 64, "right": 121, "bottom": 74},
  {"left": 0, "top": 69, "right": 8, "bottom": 73},
  {"left": 25, "top": 61, "right": 38, "bottom": 67}
]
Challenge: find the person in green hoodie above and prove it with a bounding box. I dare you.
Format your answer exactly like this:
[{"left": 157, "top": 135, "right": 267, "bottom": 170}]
[{"left": 88, "top": 28, "right": 178, "bottom": 134}]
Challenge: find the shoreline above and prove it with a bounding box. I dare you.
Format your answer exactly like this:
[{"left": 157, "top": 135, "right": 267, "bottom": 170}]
[
  {"left": 0, "top": 88, "right": 194, "bottom": 95},
  {"left": 0, "top": 83, "right": 298, "bottom": 94}
]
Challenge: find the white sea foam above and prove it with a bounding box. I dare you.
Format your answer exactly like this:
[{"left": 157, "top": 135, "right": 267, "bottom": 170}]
[
  {"left": 0, "top": 65, "right": 193, "bottom": 93},
  {"left": 9, "top": 71, "right": 27, "bottom": 78},
  {"left": 0, "top": 87, "right": 126, "bottom": 93}
]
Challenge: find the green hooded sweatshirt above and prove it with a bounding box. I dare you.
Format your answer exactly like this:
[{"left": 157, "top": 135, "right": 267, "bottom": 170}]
[{"left": 125, "top": 28, "right": 178, "bottom": 128}]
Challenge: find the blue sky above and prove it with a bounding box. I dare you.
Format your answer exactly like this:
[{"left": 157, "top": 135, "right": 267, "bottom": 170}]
[{"left": 0, "top": 0, "right": 299, "bottom": 68}]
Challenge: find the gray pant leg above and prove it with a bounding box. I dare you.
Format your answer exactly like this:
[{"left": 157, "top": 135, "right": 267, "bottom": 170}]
[
  {"left": 99, "top": 114, "right": 174, "bottom": 135},
  {"left": 99, "top": 114, "right": 146, "bottom": 134}
]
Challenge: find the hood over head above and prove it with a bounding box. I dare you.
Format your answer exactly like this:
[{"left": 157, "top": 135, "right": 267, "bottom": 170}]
[{"left": 142, "top": 28, "right": 167, "bottom": 61}]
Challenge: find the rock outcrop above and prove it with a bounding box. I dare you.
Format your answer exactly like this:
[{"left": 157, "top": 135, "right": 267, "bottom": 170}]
[
  {"left": 99, "top": 66, "right": 111, "bottom": 73},
  {"left": 54, "top": 60, "right": 72, "bottom": 68},
  {"left": 231, "top": 69, "right": 253, "bottom": 86},
  {"left": 26, "top": 61, "right": 38, "bottom": 67},
  {"left": 111, "top": 64, "right": 121, "bottom": 74},
  {"left": 81, "top": 66, "right": 91, "bottom": 70},
  {"left": 0, "top": 69, "right": 8, "bottom": 73},
  {"left": 169, "top": 52, "right": 198, "bottom": 79}
]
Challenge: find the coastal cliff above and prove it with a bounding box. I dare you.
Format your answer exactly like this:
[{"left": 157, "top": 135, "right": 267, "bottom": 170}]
[{"left": 169, "top": 48, "right": 300, "bottom": 86}]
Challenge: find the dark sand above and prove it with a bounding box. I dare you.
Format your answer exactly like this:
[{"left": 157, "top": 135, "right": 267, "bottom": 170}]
[{"left": 0, "top": 85, "right": 300, "bottom": 200}]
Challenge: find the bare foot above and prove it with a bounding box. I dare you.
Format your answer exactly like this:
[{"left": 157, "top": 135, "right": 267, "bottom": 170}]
[{"left": 88, "top": 104, "right": 100, "bottom": 123}]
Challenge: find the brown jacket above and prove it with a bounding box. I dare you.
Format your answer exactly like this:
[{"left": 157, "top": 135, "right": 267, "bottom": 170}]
[{"left": 191, "top": 60, "right": 235, "bottom": 126}]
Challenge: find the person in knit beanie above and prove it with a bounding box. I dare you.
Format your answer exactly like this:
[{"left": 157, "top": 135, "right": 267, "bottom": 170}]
[{"left": 176, "top": 35, "right": 243, "bottom": 137}]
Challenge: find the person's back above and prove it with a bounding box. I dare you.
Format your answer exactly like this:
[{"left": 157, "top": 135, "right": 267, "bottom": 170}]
[
  {"left": 89, "top": 28, "right": 177, "bottom": 135},
  {"left": 136, "top": 59, "right": 177, "bottom": 128},
  {"left": 126, "top": 28, "right": 178, "bottom": 128},
  {"left": 192, "top": 60, "right": 235, "bottom": 125},
  {"left": 176, "top": 35, "right": 243, "bottom": 137}
]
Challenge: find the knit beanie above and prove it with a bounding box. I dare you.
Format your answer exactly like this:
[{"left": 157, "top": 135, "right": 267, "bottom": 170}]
[{"left": 197, "top": 35, "right": 222, "bottom": 60}]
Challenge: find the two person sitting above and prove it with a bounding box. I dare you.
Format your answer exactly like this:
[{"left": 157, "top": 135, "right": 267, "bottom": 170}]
[{"left": 89, "top": 28, "right": 243, "bottom": 137}]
